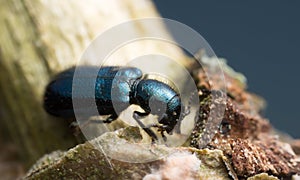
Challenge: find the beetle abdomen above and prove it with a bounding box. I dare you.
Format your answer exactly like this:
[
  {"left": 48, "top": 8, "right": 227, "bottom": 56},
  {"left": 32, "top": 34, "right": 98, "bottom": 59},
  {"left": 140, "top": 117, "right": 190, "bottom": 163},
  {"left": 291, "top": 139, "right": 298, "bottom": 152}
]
[{"left": 44, "top": 66, "right": 142, "bottom": 118}]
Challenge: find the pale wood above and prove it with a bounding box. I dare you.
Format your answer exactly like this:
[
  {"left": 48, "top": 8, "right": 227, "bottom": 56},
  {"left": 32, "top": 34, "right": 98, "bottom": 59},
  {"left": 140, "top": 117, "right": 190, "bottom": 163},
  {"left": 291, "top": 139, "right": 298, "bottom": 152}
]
[{"left": 0, "top": 0, "right": 188, "bottom": 167}]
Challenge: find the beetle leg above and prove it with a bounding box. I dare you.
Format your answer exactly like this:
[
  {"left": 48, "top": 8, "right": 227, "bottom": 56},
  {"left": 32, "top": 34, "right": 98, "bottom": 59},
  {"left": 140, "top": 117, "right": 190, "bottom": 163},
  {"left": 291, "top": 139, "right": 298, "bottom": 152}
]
[
  {"left": 86, "top": 113, "right": 118, "bottom": 124},
  {"left": 69, "top": 121, "right": 82, "bottom": 136},
  {"left": 133, "top": 111, "right": 149, "bottom": 117},
  {"left": 133, "top": 111, "right": 158, "bottom": 142},
  {"left": 146, "top": 124, "right": 168, "bottom": 142},
  {"left": 72, "top": 113, "right": 118, "bottom": 132},
  {"left": 102, "top": 113, "right": 118, "bottom": 123},
  {"left": 156, "top": 125, "right": 167, "bottom": 142},
  {"left": 161, "top": 131, "right": 167, "bottom": 142}
]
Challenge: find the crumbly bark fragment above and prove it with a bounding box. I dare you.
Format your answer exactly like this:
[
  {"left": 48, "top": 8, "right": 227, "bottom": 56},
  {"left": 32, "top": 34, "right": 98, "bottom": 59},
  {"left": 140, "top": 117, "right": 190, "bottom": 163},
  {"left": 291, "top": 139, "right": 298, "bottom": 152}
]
[{"left": 190, "top": 67, "right": 300, "bottom": 178}]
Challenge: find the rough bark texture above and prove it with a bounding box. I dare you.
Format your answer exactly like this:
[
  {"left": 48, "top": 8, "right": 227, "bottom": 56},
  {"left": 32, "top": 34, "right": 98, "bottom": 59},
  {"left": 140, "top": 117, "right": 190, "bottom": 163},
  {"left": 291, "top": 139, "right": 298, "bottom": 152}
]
[
  {"left": 190, "top": 58, "right": 300, "bottom": 179},
  {"left": 0, "top": 0, "right": 187, "bottom": 168},
  {"left": 24, "top": 128, "right": 234, "bottom": 180}
]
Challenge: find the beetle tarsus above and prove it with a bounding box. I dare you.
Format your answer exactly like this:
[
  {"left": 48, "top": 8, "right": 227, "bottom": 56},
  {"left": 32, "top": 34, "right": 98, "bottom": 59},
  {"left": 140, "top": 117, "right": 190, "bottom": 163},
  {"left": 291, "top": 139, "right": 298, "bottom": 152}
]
[
  {"left": 147, "top": 124, "right": 168, "bottom": 142},
  {"left": 133, "top": 111, "right": 158, "bottom": 141},
  {"left": 102, "top": 113, "right": 118, "bottom": 123}
]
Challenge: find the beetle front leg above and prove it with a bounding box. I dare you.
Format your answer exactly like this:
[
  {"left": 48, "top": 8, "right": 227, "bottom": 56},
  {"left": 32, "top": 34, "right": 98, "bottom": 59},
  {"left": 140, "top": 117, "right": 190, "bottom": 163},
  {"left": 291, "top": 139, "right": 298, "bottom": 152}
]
[
  {"left": 72, "top": 113, "right": 119, "bottom": 131},
  {"left": 133, "top": 111, "right": 149, "bottom": 117},
  {"left": 133, "top": 111, "right": 158, "bottom": 142},
  {"left": 147, "top": 124, "right": 168, "bottom": 142}
]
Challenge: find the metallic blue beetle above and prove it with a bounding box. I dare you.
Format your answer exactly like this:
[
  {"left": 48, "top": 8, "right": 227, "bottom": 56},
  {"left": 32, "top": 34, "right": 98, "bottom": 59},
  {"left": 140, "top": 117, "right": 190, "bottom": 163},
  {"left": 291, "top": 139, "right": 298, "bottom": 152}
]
[{"left": 44, "top": 66, "right": 184, "bottom": 141}]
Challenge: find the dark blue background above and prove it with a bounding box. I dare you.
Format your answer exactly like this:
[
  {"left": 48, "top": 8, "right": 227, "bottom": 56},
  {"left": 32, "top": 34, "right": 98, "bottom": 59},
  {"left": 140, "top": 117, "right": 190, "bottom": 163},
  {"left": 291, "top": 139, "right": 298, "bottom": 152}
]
[{"left": 153, "top": 1, "right": 300, "bottom": 138}]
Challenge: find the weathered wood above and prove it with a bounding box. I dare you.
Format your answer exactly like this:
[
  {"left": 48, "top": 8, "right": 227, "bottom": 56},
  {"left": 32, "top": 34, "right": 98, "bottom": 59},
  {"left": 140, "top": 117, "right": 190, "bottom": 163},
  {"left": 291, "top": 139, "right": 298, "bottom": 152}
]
[
  {"left": 0, "top": 0, "right": 187, "bottom": 167},
  {"left": 24, "top": 128, "right": 233, "bottom": 180}
]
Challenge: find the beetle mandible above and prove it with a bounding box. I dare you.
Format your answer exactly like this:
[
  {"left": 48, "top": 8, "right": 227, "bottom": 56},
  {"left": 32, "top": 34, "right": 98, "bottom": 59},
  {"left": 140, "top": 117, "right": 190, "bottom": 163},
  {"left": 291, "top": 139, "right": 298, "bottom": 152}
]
[{"left": 44, "top": 66, "right": 188, "bottom": 141}]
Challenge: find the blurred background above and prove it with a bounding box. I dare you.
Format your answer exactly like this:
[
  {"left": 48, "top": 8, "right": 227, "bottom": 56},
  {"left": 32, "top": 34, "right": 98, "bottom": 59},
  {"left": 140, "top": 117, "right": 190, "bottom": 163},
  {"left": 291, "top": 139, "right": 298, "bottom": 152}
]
[{"left": 153, "top": 0, "right": 300, "bottom": 138}]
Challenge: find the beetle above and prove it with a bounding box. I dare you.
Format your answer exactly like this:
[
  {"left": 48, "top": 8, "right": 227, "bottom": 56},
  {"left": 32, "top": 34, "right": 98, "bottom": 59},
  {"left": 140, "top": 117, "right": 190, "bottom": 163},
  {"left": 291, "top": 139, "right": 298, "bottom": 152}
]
[{"left": 44, "top": 66, "right": 188, "bottom": 141}]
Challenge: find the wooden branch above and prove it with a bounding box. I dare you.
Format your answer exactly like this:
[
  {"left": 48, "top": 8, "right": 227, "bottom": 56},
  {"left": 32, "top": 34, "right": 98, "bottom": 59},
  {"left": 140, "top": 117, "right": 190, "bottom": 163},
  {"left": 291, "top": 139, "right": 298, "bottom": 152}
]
[{"left": 0, "top": 0, "right": 187, "bottom": 167}]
